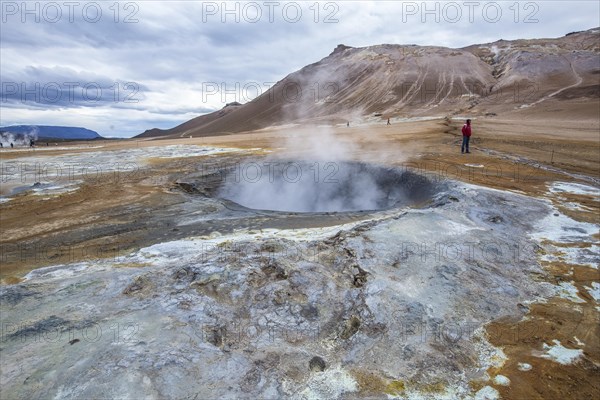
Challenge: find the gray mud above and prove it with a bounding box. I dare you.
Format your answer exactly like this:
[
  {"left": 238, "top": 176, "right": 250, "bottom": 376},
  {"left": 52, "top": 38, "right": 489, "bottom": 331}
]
[{"left": 0, "top": 174, "right": 558, "bottom": 399}]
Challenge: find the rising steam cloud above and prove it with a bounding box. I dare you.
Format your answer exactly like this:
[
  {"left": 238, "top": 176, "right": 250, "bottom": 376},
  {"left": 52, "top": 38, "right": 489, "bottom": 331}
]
[
  {"left": 218, "top": 127, "right": 430, "bottom": 212},
  {"left": 0, "top": 127, "right": 38, "bottom": 148}
]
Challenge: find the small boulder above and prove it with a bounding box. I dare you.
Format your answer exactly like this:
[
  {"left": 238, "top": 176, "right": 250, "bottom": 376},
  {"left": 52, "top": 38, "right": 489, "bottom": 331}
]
[
  {"left": 309, "top": 356, "right": 326, "bottom": 372},
  {"left": 340, "top": 316, "right": 361, "bottom": 340}
]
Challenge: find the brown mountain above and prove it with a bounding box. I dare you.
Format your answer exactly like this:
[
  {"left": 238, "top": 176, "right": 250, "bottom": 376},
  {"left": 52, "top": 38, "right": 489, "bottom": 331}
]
[{"left": 136, "top": 28, "right": 599, "bottom": 139}]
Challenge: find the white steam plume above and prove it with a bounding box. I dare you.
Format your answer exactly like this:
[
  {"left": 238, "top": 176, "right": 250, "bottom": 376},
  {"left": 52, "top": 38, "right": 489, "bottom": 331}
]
[{"left": 0, "top": 127, "right": 39, "bottom": 148}]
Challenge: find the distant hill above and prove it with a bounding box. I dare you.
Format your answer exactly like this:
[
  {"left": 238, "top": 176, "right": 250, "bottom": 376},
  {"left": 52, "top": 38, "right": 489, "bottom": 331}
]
[
  {"left": 137, "top": 28, "right": 600, "bottom": 139},
  {"left": 0, "top": 125, "right": 103, "bottom": 140},
  {"left": 135, "top": 102, "right": 243, "bottom": 139}
]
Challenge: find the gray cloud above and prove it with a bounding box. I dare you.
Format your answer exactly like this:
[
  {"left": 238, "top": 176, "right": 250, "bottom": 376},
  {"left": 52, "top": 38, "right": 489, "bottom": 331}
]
[{"left": 1, "top": 65, "right": 150, "bottom": 108}]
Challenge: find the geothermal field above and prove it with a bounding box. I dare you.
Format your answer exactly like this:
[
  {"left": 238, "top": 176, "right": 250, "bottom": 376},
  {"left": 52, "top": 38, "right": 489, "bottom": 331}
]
[
  {"left": 1, "top": 116, "right": 599, "bottom": 399},
  {"left": 0, "top": 8, "right": 599, "bottom": 400}
]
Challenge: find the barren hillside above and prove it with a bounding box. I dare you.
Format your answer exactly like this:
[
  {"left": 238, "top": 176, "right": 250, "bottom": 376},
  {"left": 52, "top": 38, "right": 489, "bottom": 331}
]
[{"left": 136, "top": 28, "right": 599, "bottom": 139}]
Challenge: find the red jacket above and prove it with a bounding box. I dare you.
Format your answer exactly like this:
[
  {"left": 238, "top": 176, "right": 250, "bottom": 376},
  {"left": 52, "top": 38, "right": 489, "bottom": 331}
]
[{"left": 462, "top": 124, "right": 472, "bottom": 137}]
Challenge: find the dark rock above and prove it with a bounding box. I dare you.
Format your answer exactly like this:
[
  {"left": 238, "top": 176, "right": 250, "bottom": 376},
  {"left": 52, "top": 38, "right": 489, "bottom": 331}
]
[
  {"left": 300, "top": 304, "right": 319, "bottom": 321},
  {"left": 173, "top": 267, "right": 193, "bottom": 281},
  {"left": 401, "top": 344, "right": 416, "bottom": 360},
  {"left": 488, "top": 215, "right": 503, "bottom": 223},
  {"left": 340, "top": 316, "right": 361, "bottom": 339},
  {"left": 353, "top": 266, "right": 368, "bottom": 288},
  {"left": 262, "top": 260, "right": 288, "bottom": 280},
  {"left": 517, "top": 303, "right": 529, "bottom": 313},
  {"left": 205, "top": 326, "right": 226, "bottom": 347},
  {"left": 176, "top": 182, "right": 201, "bottom": 194},
  {"left": 330, "top": 44, "right": 353, "bottom": 56},
  {"left": 260, "top": 241, "right": 285, "bottom": 253},
  {"left": 309, "top": 356, "right": 326, "bottom": 372}
]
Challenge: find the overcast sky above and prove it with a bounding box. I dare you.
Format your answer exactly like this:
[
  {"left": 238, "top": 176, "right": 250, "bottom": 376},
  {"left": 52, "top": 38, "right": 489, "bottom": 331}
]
[{"left": 1, "top": 0, "right": 598, "bottom": 137}]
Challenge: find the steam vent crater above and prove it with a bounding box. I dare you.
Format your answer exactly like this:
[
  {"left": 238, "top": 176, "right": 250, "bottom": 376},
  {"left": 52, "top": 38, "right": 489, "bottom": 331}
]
[{"left": 217, "top": 160, "right": 437, "bottom": 213}]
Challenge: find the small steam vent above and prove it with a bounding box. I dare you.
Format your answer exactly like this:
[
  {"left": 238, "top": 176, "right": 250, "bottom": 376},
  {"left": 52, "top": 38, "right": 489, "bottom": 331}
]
[{"left": 217, "top": 160, "right": 436, "bottom": 213}]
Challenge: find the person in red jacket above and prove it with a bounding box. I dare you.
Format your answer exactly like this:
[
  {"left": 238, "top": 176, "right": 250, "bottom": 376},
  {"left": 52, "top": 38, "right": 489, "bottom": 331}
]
[{"left": 461, "top": 119, "right": 472, "bottom": 154}]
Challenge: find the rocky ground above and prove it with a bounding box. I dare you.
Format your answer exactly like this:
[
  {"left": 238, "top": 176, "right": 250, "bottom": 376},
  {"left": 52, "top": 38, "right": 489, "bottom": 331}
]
[{"left": 1, "top": 117, "right": 598, "bottom": 399}]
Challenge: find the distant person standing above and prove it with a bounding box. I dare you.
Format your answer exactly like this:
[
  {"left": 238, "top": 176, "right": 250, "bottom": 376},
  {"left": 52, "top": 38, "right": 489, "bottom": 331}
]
[
  {"left": 387, "top": 118, "right": 391, "bottom": 125},
  {"left": 461, "top": 119, "right": 472, "bottom": 154}
]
